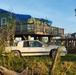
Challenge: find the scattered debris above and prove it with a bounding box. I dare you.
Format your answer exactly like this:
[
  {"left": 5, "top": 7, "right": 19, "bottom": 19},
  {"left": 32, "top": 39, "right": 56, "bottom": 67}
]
[{"left": 0, "top": 66, "right": 29, "bottom": 75}]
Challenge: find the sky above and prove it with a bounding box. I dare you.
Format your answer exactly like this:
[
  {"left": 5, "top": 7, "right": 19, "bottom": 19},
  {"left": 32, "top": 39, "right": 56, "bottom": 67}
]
[{"left": 0, "top": 0, "right": 76, "bottom": 34}]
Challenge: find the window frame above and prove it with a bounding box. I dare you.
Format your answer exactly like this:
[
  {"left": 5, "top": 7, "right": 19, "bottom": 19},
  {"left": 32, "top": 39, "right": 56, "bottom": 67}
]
[{"left": 1, "top": 17, "right": 6, "bottom": 27}]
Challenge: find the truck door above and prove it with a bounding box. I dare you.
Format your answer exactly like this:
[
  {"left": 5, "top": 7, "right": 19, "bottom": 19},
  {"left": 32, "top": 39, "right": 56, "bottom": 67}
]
[
  {"left": 28, "top": 41, "right": 46, "bottom": 55},
  {"left": 21, "top": 41, "right": 30, "bottom": 56}
]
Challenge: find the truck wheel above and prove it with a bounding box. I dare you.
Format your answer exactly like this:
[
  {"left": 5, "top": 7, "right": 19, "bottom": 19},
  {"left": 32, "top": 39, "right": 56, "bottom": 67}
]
[
  {"left": 52, "top": 50, "right": 57, "bottom": 58},
  {"left": 12, "top": 51, "right": 21, "bottom": 57},
  {"left": 50, "top": 49, "right": 57, "bottom": 59}
]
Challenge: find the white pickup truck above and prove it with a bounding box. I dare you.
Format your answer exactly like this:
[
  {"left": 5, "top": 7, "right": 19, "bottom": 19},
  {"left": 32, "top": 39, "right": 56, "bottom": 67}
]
[{"left": 4, "top": 40, "right": 67, "bottom": 57}]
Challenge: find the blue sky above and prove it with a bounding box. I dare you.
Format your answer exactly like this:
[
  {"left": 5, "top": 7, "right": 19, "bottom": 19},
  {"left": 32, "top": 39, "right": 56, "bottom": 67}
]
[{"left": 0, "top": 0, "right": 76, "bottom": 34}]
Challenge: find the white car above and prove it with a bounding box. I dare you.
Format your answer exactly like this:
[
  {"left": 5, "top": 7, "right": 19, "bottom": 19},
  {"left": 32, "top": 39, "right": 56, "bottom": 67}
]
[{"left": 4, "top": 40, "right": 67, "bottom": 57}]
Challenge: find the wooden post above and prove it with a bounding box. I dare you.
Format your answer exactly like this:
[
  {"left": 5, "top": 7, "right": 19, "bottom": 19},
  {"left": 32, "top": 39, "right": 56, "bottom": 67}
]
[
  {"left": 23, "top": 35, "right": 27, "bottom": 40},
  {"left": 50, "top": 47, "right": 60, "bottom": 75}
]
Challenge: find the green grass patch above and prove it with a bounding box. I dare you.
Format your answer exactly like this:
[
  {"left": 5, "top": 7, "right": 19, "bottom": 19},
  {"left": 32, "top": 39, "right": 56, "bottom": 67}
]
[{"left": 0, "top": 54, "right": 76, "bottom": 75}]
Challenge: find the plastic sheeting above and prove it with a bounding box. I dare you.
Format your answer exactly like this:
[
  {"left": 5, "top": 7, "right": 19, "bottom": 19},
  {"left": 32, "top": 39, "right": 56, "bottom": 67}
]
[{"left": 0, "top": 9, "right": 31, "bottom": 20}]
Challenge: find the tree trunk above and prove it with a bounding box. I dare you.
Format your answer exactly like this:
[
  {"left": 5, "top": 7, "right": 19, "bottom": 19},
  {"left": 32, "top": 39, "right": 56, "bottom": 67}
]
[{"left": 0, "top": 66, "right": 29, "bottom": 75}]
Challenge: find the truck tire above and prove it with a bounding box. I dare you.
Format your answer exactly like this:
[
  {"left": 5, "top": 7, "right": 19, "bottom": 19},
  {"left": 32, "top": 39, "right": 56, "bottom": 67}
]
[
  {"left": 50, "top": 49, "right": 57, "bottom": 59},
  {"left": 11, "top": 51, "right": 21, "bottom": 57}
]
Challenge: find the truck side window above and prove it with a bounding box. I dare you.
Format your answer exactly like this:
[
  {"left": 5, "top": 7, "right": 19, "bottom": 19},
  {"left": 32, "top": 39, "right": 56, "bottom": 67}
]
[
  {"left": 34, "top": 42, "right": 42, "bottom": 47},
  {"left": 23, "top": 41, "right": 29, "bottom": 47},
  {"left": 29, "top": 41, "right": 42, "bottom": 47}
]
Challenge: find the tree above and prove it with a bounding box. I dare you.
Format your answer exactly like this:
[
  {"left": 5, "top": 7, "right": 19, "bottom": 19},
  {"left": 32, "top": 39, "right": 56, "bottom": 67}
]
[{"left": 0, "top": 13, "right": 16, "bottom": 56}]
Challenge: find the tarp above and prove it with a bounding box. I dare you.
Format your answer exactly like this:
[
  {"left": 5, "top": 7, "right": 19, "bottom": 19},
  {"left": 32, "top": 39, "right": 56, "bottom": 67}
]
[
  {"left": 0, "top": 9, "right": 31, "bottom": 20},
  {"left": 0, "top": 9, "right": 52, "bottom": 23},
  {"left": 14, "top": 14, "right": 31, "bottom": 20},
  {"left": 0, "top": 8, "right": 10, "bottom": 14}
]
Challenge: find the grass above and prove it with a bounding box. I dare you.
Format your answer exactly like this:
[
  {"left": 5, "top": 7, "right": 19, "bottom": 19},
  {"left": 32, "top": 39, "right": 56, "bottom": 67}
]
[
  {"left": 52, "top": 54, "right": 76, "bottom": 75},
  {"left": 0, "top": 54, "right": 76, "bottom": 75},
  {"left": 61, "top": 54, "right": 76, "bottom": 62}
]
